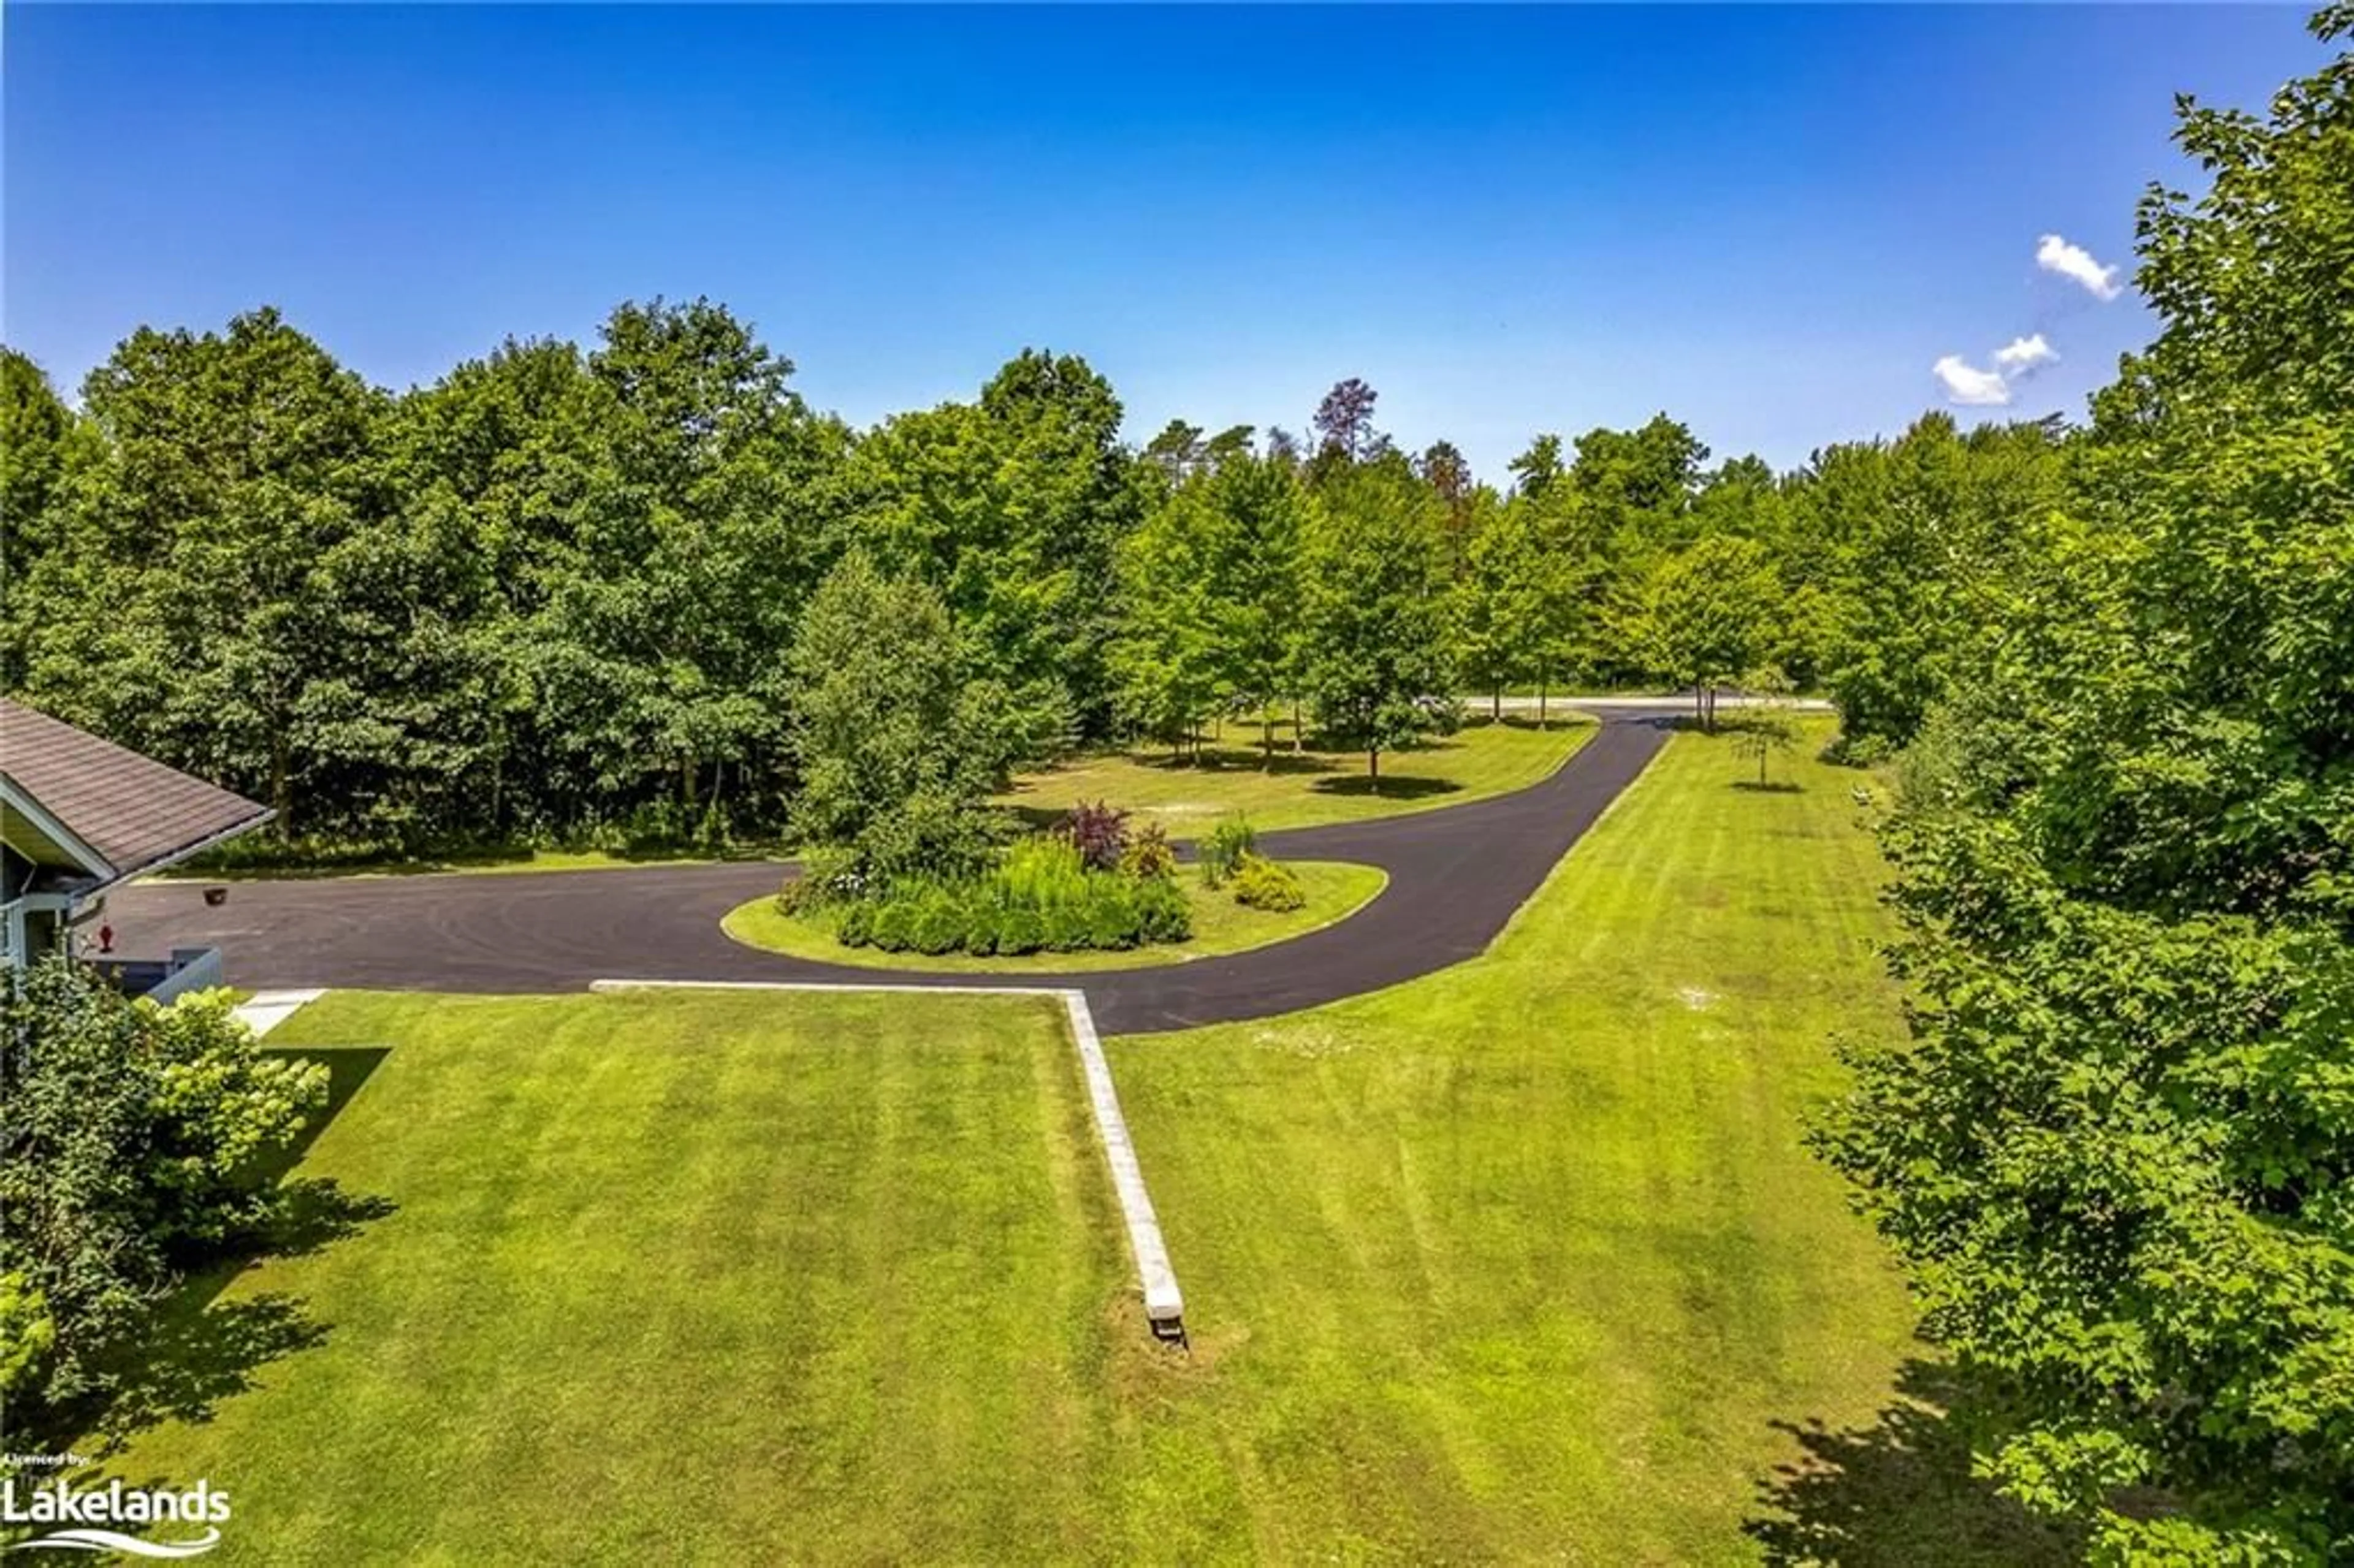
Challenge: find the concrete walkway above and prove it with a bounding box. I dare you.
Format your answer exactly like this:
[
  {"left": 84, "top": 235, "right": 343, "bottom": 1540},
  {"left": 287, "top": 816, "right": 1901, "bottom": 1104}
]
[{"left": 110, "top": 707, "right": 1678, "bottom": 1035}]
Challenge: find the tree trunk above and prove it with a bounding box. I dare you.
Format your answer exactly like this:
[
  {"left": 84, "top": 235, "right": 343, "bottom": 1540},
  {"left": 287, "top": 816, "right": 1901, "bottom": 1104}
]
[
  {"left": 1369, "top": 747, "right": 1381, "bottom": 786},
  {"left": 1695, "top": 684, "right": 1708, "bottom": 733},
  {"left": 1292, "top": 698, "right": 1304, "bottom": 753},
  {"left": 1262, "top": 712, "right": 1274, "bottom": 769},
  {"left": 1491, "top": 688, "right": 1503, "bottom": 722},
  {"left": 1539, "top": 673, "right": 1550, "bottom": 731}
]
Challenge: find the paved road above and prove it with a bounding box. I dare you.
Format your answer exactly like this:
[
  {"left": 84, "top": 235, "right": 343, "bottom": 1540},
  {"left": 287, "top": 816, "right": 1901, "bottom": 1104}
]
[{"left": 107, "top": 709, "right": 1676, "bottom": 1035}]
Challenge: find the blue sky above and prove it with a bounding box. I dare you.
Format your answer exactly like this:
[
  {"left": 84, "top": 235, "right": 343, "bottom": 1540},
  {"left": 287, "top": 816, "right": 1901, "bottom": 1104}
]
[{"left": 2, "top": 4, "right": 2329, "bottom": 478}]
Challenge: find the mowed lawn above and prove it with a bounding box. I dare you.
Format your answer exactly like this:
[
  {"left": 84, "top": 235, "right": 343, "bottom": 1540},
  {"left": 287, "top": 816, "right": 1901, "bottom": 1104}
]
[
  {"left": 93, "top": 725, "right": 1926, "bottom": 1563},
  {"left": 1101, "top": 725, "right": 1922, "bottom": 1561},
  {"left": 90, "top": 989, "right": 1149, "bottom": 1564},
  {"left": 999, "top": 714, "right": 1594, "bottom": 836}
]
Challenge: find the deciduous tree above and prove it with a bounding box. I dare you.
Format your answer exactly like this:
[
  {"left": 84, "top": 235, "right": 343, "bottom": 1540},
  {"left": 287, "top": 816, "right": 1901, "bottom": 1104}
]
[
  {"left": 1818, "top": 15, "right": 2354, "bottom": 1554},
  {"left": 1299, "top": 454, "right": 1460, "bottom": 781}
]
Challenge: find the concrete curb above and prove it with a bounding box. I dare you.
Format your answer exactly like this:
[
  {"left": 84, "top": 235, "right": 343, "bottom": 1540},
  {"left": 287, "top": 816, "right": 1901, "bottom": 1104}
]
[
  {"left": 233, "top": 987, "right": 326, "bottom": 1038},
  {"left": 588, "top": 978, "right": 1186, "bottom": 1336}
]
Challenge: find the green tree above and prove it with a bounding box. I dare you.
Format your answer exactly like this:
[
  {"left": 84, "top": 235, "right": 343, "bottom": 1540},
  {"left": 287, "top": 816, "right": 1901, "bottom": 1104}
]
[
  {"left": 1801, "top": 413, "right": 2065, "bottom": 752},
  {"left": 1818, "top": 13, "right": 2354, "bottom": 1555},
  {"left": 851, "top": 349, "right": 1138, "bottom": 746},
  {"left": 372, "top": 336, "right": 609, "bottom": 840},
  {"left": 1110, "top": 476, "right": 1231, "bottom": 756},
  {"left": 1419, "top": 439, "right": 1476, "bottom": 574},
  {"left": 1731, "top": 664, "right": 1799, "bottom": 787},
  {"left": 1299, "top": 454, "right": 1461, "bottom": 782},
  {"left": 1634, "top": 534, "right": 1783, "bottom": 731},
  {"left": 18, "top": 308, "right": 390, "bottom": 837},
  {"left": 785, "top": 551, "right": 1012, "bottom": 880},
  {"left": 531, "top": 297, "right": 845, "bottom": 838},
  {"left": 0, "top": 350, "right": 99, "bottom": 692}
]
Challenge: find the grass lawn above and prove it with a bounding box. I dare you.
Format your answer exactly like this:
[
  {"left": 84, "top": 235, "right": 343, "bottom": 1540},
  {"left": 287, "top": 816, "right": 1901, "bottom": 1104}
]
[
  {"left": 80, "top": 988, "right": 1164, "bottom": 1563},
  {"left": 1000, "top": 714, "right": 1594, "bottom": 837},
  {"left": 84, "top": 725, "right": 2044, "bottom": 1562},
  {"left": 720, "top": 860, "right": 1387, "bottom": 975},
  {"left": 1093, "top": 724, "right": 2049, "bottom": 1561}
]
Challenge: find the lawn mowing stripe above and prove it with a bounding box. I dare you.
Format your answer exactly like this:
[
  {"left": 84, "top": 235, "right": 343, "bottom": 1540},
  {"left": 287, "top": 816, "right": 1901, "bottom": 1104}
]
[{"left": 585, "top": 978, "right": 1186, "bottom": 1338}]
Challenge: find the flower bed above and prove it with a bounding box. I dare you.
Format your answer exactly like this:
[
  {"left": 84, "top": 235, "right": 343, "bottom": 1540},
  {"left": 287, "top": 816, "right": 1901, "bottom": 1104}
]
[{"left": 836, "top": 838, "right": 1190, "bottom": 956}]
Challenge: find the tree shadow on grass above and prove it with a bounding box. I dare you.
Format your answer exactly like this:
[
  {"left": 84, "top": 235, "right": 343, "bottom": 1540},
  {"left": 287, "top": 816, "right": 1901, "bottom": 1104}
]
[
  {"left": 1733, "top": 780, "right": 1805, "bottom": 795},
  {"left": 1745, "top": 1361, "right": 2084, "bottom": 1566},
  {"left": 61, "top": 1048, "right": 398, "bottom": 1461},
  {"left": 1308, "top": 774, "right": 1465, "bottom": 801},
  {"left": 1133, "top": 746, "right": 1341, "bottom": 777}
]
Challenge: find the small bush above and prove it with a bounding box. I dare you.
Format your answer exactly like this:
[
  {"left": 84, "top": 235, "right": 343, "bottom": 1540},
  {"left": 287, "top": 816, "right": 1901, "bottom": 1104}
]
[
  {"left": 1064, "top": 800, "right": 1131, "bottom": 872},
  {"left": 1135, "top": 878, "right": 1193, "bottom": 943},
  {"left": 910, "top": 891, "right": 966, "bottom": 955},
  {"left": 1000, "top": 837, "right": 1089, "bottom": 907},
  {"left": 962, "top": 916, "right": 999, "bottom": 957},
  {"left": 1040, "top": 899, "right": 1089, "bottom": 953},
  {"left": 1085, "top": 886, "right": 1139, "bottom": 950},
  {"left": 1230, "top": 852, "right": 1305, "bottom": 911},
  {"left": 1200, "top": 817, "right": 1258, "bottom": 888},
  {"left": 776, "top": 873, "right": 825, "bottom": 918},
  {"left": 868, "top": 901, "right": 913, "bottom": 951},
  {"left": 1121, "top": 822, "right": 1177, "bottom": 881},
  {"left": 835, "top": 900, "right": 874, "bottom": 946}
]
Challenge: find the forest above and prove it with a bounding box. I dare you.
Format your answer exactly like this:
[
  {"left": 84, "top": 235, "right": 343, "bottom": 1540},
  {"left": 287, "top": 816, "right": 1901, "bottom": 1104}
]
[{"left": 0, "top": 297, "right": 2060, "bottom": 858}]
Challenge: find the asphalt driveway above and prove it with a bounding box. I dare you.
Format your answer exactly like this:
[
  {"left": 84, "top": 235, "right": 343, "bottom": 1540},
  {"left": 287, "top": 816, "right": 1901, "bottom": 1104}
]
[{"left": 105, "top": 709, "right": 1675, "bottom": 1034}]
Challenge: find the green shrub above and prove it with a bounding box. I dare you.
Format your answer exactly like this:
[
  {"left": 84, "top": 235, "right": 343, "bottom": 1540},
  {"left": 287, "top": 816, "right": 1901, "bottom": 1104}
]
[
  {"left": 1230, "top": 852, "right": 1306, "bottom": 911},
  {"left": 823, "top": 831, "right": 1203, "bottom": 957},
  {"left": 910, "top": 891, "right": 966, "bottom": 956},
  {"left": 776, "top": 873, "right": 825, "bottom": 918},
  {"left": 1200, "top": 817, "right": 1258, "bottom": 888},
  {"left": 1085, "top": 885, "right": 1139, "bottom": 950},
  {"left": 1000, "top": 837, "right": 1091, "bottom": 907},
  {"left": 1, "top": 962, "right": 327, "bottom": 1421},
  {"left": 961, "top": 915, "right": 999, "bottom": 956},
  {"left": 867, "top": 901, "right": 913, "bottom": 951},
  {"left": 0, "top": 1271, "right": 53, "bottom": 1404},
  {"left": 1040, "top": 899, "right": 1088, "bottom": 952},
  {"left": 997, "top": 906, "right": 1044, "bottom": 955},
  {"left": 1135, "top": 878, "right": 1193, "bottom": 943}
]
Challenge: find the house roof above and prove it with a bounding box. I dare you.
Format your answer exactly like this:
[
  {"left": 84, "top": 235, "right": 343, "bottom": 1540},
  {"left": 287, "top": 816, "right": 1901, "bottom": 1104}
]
[{"left": 0, "top": 698, "right": 273, "bottom": 888}]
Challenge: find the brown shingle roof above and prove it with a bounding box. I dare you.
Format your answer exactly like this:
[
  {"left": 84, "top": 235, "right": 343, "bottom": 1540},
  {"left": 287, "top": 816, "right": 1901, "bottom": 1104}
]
[{"left": 0, "top": 698, "right": 273, "bottom": 881}]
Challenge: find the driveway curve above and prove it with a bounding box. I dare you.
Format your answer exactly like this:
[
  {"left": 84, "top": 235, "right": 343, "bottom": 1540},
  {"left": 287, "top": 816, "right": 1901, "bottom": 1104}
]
[{"left": 105, "top": 709, "right": 1677, "bottom": 1035}]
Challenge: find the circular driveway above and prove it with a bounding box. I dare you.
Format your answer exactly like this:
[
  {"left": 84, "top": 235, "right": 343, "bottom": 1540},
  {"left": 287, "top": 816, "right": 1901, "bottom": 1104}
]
[{"left": 106, "top": 710, "right": 1675, "bottom": 1035}]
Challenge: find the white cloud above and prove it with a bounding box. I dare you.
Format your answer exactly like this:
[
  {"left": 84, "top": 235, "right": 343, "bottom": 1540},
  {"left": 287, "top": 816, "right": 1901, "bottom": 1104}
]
[
  {"left": 2036, "top": 234, "right": 2122, "bottom": 301},
  {"left": 1993, "top": 332, "right": 2059, "bottom": 372},
  {"left": 1932, "top": 354, "right": 2013, "bottom": 407}
]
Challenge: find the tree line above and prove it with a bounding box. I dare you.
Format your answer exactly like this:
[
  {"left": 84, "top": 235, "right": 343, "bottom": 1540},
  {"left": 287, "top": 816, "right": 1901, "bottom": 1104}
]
[{"left": 1, "top": 308, "right": 2063, "bottom": 854}]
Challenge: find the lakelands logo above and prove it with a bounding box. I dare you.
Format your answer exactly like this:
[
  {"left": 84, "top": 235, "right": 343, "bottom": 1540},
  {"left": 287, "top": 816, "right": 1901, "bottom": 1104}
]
[{"left": 2, "top": 1475, "right": 229, "bottom": 1558}]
